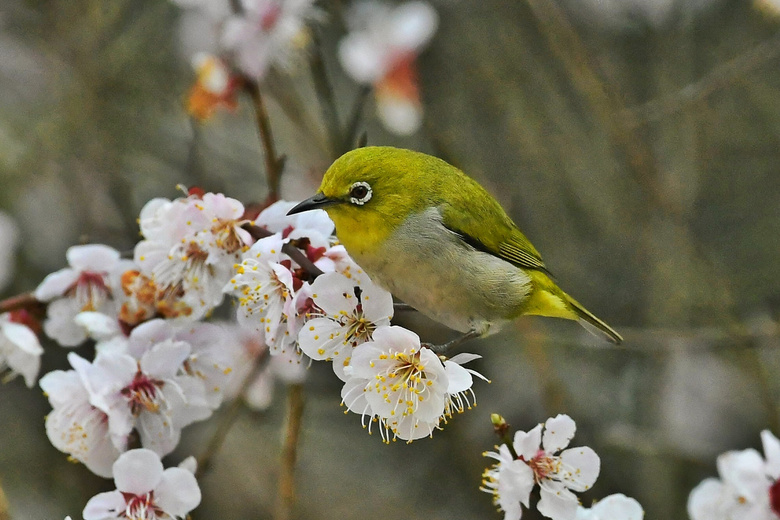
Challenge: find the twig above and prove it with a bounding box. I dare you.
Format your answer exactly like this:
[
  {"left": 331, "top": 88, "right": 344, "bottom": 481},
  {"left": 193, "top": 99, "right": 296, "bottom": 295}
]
[
  {"left": 0, "top": 293, "right": 40, "bottom": 315},
  {"left": 0, "top": 476, "right": 9, "bottom": 520},
  {"left": 623, "top": 31, "right": 780, "bottom": 128},
  {"left": 195, "top": 349, "right": 269, "bottom": 478},
  {"left": 275, "top": 383, "right": 306, "bottom": 520},
  {"left": 242, "top": 224, "right": 325, "bottom": 279},
  {"left": 245, "top": 80, "right": 285, "bottom": 202},
  {"left": 308, "top": 29, "right": 344, "bottom": 158}
]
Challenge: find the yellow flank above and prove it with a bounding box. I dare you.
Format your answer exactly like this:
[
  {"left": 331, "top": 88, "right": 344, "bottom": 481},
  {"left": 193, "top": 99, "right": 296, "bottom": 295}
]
[{"left": 518, "top": 271, "right": 578, "bottom": 320}]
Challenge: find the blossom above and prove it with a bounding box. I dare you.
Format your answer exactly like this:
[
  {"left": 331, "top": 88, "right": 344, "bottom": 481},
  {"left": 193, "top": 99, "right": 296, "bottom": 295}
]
[
  {"left": 297, "top": 271, "right": 393, "bottom": 380},
  {"left": 40, "top": 360, "right": 120, "bottom": 478},
  {"left": 35, "top": 244, "right": 126, "bottom": 346},
  {"left": 187, "top": 53, "right": 240, "bottom": 121},
  {"left": 135, "top": 191, "right": 252, "bottom": 320},
  {"left": 72, "top": 330, "right": 212, "bottom": 457},
  {"left": 0, "top": 311, "right": 44, "bottom": 387},
  {"left": 0, "top": 211, "right": 19, "bottom": 291},
  {"left": 482, "top": 414, "right": 601, "bottom": 520},
  {"left": 222, "top": 0, "right": 320, "bottom": 79},
  {"left": 338, "top": 0, "right": 438, "bottom": 135},
  {"left": 340, "top": 326, "right": 483, "bottom": 442},
  {"left": 83, "top": 448, "right": 201, "bottom": 520},
  {"left": 687, "top": 429, "right": 780, "bottom": 520},
  {"left": 225, "top": 233, "right": 295, "bottom": 347},
  {"left": 576, "top": 494, "right": 644, "bottom": 520}
]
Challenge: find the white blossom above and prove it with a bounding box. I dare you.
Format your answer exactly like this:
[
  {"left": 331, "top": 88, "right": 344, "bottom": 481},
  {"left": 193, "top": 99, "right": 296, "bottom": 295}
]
[
  {"left": 576, "top": 494, "right": 644, "bottom": 520},
  {"left": 0, "top": 312, "right": 43, "bottom": 388},
  {"left": 35, "top": 244, "right": 126, "bottom": 346},
  {"left": 338, "top": 0, "right": 438, "bottom": 134},
  {"left": 482, "top": 414, "right": 601, "bottom": 520},
  {"left": 83, "top": 448, "right": 201, "bottom": 520},
  {"left": 40, "top": 359, "right": 121, "bottom": 478},
  {"left": 298, "top": 271, "right": 393, "bottom": 380},
  {"left": 222, "top": 0, "right": 320, "bottom": 79},
  {"left": 135, "top": 192, "right": 252, "bottom": 320},
  {"left": 688, "top": 429, "right": 780, "bottom": 520}
]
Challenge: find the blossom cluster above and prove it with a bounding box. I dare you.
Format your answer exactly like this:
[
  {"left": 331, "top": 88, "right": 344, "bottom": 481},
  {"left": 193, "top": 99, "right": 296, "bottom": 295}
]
[
  {"left": 688, "top": 429, "right": 780, "bottom": 520},
  {"left": 481, "top": 414, "right": 643, "bottom": 520},
  {"left": 172, "top": 0, "right": 438, "bottom": 135},
  {"left": 3, "top": 188, "right": 486, "bottom": 515}
]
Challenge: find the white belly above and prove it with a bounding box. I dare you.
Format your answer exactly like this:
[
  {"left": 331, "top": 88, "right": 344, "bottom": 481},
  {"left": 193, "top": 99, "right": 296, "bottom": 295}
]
[{"left": 350, "top": 208, "right": 532, "bottom": 334}]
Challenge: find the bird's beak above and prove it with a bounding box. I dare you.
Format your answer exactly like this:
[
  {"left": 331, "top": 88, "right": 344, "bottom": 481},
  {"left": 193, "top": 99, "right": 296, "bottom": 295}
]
[{"left": 287, "top": 193, "right": 340, "bottom": 215}]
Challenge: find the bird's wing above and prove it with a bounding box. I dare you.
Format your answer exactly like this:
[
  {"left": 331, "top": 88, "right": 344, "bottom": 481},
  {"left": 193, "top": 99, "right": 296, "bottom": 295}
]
[{"left": 439, "top": 204, "right": 549, "bottom": 273}]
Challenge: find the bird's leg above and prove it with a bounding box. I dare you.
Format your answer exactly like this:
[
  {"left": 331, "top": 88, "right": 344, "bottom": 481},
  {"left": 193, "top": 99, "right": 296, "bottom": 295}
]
[{"left": 423, "top": 329, "right": 482, "bottom": 354}]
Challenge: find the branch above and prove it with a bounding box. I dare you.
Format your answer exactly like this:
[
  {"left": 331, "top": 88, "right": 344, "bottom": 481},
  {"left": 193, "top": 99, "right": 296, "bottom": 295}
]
[
  {"left": 0, "top": 477, "right": 9, "bottom": 520},
  {"left": 242, "top": 224, "right": 325, "bottom": 279},
  {"left": 344, "top": 86, "right": 371, "bottom": 152},
  {"left": 0, "top": 293, "right": 40, "bottom": 315},
  {"left": 623, "top": 31, "right": 780, "bottom": 128},
  {"left": 275, "top": 383, "right": 305, "bottom": 520},
  {"left": 245, "top": 80, "right": 285, "bottom": 202},
  {"left": 195, "top": 349, "right": 269, "bottom": 478}
]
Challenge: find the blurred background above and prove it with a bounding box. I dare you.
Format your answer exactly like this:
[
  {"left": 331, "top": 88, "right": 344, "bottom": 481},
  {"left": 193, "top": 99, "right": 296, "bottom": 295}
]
[{"left": 2, "top": 0, "right": 780, "bottom": 518}]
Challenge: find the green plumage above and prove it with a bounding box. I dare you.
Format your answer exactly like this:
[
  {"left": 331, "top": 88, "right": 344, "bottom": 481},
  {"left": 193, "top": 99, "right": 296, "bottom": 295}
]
[{"left": 294, "top": 146, "right": 622, "bottom": 344}]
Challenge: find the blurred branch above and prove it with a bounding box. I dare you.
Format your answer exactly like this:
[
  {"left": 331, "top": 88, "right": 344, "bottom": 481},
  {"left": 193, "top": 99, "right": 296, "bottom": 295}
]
[
  {"left": 245, "top": 80, "right": 285, "bottom": 202},
  {"left": 308, "top": 30, "right": 344, "bottom": 158},
  {"left": 0, "top": 477, "right": 8, "bottom": 520},
  {"left": 275, "top": 383, "right": 306, "bottom": 520},
  {"left": 623, "top": 31, "right": 780, "bottom": 128},
  {"left": 521, "top": 0, "right": 674, "bottom": 216},
  {"left": 0, "top": 293, "right": 39, "bottom": 315},
  {"left": 344, "top": 86, "right": 371, "bottom": 152},
  {"left": 195, "top": 349, "right": 269, "bottom": 478}
]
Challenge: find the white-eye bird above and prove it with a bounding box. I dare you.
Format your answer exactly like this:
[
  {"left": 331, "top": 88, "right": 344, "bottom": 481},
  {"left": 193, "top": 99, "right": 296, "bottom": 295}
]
[{"left": 288, "top": 146, "right": 622, "bottom": 344}]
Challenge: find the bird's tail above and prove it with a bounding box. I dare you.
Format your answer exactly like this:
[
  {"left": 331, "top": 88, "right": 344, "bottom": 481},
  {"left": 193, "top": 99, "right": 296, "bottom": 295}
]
[
  {"left": 563, "top": 293, "right": 623, "bottom": 344},
  {"left": 524, "top": 271, "right": 623, "bottom": 344}
]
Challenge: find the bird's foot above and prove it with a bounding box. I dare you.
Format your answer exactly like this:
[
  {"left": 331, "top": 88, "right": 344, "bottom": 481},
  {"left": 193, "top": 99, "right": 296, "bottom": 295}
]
[{"left": 422, "top": 329, "right": 481, "bottom": 354}]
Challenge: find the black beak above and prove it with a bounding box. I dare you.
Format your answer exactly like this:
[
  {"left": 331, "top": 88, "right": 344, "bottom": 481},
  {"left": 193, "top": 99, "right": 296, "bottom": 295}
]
[{"left": 287, "top": 193, "right": 340, "bottom": 215}]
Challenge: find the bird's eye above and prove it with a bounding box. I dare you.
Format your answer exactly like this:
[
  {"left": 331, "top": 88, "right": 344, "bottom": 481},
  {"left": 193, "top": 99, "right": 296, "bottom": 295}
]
[{"left": 348, "top": 182, "right": 372, "bottom": 205}]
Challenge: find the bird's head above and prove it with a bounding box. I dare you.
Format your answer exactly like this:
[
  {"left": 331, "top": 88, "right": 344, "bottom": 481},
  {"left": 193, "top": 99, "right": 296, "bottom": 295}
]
[{"left": 288, "top": 146, "right": 444, "bottom": 253}]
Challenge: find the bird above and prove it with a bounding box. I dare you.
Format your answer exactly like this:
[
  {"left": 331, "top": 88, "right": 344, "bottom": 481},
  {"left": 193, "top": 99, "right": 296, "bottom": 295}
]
[{"left": 287, "top": 146, "right": 622, "bottom": 344}]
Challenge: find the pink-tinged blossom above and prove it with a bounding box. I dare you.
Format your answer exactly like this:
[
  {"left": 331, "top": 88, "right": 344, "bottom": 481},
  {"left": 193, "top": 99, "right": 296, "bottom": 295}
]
[
  {"left": 482, "top": 414, "right": 601, "bottom": 520},
  {"left": 688, "top": 429, "right": 780, "bottom": 520},
  {"left": 72, "top": 331, "right": 212, "bottom": 457},
  {"left": 340, "top": 326, "right": 484, "bottom": 442},
  {"left": 338, "top": 1, "right": 438, "bottom": 135},
  {"left": 225, "top": 233, "right": 295, "bottom": 348},
  {"left": 0, "top": 311, "right": 43, "bottom": 387},
  {"left": 221, "top": 0, "right": 320, "bottom": 79},
  {"left": 298, "top": 272, "right": 393, "bottom": 381},
  {"left": 35, "top": 244, "right": 125, "bottom": 347},
  {"left": 576, "top": 494, "right": 644, "bottom": 520},
  {"left": 40, "top": 360, "right": 120, "bottom": 478},
  {"left": 82, "top": 448, "right": 201, "bottom": 520},
  {"left": 134, "top": 192, "right": 252, "bottom": 320}
]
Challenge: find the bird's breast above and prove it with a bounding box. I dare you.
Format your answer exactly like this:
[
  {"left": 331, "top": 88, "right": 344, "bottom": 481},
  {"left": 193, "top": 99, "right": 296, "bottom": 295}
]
[{"left": 348, "top": 208, "right": 532, "bottom": 334}]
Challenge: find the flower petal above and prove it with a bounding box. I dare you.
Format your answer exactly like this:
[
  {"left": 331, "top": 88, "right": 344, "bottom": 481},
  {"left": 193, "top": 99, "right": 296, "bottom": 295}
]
[
  {"left": 113, "top": 448, "right": 164, "bottom": 495},
  {"left": 559, "top": 446, "right": 600, "bottom": 491},
  {"left": 538, "top": 481, "right": 579, "bottom": 520},
  {"left": 687, "top": 478, "right": 726, "bottom": 520},
  {"left": 589, "top": 493, "right": 644, "bottom": 519},
  {"left": 514, "top": 423, "right": 543, "bottom": 460},
  {"left": 82, "top": 490, "right": 126, "bottom": 520},
  {"left": 543, "top": 414, "right": 576, "bottom": 453},
  {"left": 154, "top": 467, "right": 202, "bottom": 516},
  {"left": 762, "top": 430, "right": 780, "bottom": 480}
]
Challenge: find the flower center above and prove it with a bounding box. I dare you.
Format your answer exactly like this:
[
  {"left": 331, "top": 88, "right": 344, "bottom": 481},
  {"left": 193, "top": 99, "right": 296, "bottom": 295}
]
[
  {"left": 770, "top": 480, "right": 780, "bottom": 516},
  {"left": 527, "top": 449, "right": 561, "bottom": 481},
  {"left": 121, "top": 491, "right": 162, "bottom": 520},
  {"left": 260, "top": 3, "right": 282, "bottom": 31},
  {"left": 67, "top": 271, "right": 111, "bottom": 311},
  {"left": 121, "top": 370, "right": 165, "bottom": 416}
]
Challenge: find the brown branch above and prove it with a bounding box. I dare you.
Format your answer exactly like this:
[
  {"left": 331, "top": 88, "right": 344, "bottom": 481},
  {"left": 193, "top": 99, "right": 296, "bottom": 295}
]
[
  {"left": 275, "top": 383, "right": 305, "bottom": 520},
  {"left": 344, "top": 86, "right": 371, "bottom": 152},
  {"left": 0, "top": 476, "right": 9, "bottom": 520},
  {"left": 0, "top": 293, "right": 40, "bottom": 315},
  {"left": 623, "top": 31, "right": 780, "bottom": 128},
  {"left": 245, "top": 80, "right": 285, "bottom": 202},
  {"left": 242, "top": 224, "right": 325, "bottom": 279}
]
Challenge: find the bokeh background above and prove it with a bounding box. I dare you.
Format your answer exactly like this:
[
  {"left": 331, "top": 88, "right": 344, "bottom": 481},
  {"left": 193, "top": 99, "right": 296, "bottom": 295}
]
[{"left": 2, "top": 0, "right": 780, "bottom": 518}]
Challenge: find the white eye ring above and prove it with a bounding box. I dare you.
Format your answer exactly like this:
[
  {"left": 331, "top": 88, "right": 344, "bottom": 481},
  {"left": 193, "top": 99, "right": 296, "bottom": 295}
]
[{"left": 349, "top": 181, "right": 372, "bottom": 205}]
